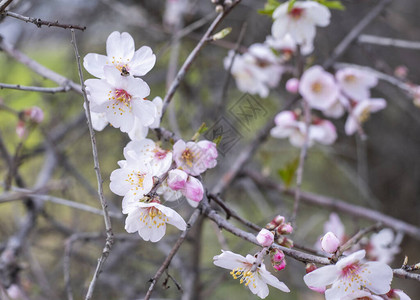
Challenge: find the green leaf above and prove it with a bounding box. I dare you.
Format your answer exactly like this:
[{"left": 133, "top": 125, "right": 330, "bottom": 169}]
[
  {"left": 191, "top": 122, "right": 208, "bottom": 141},
  {"left": 287, "top": 0, "right": 297, "bottom": 13},
  {"left": 258, "top": 0, "right": 281, "bottom": 16},
  {"left": 213, "top": 135, "right": 222, "bottom": 146},
  {"left": 277, "top": 157, "right": 299, "bottom": 188},
  {"left": 316, "top": 0, "right": 345, "bottom": 10}
]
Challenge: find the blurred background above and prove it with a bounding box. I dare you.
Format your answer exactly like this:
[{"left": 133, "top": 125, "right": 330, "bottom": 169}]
[{"left": 0, "top": 0, "right": 420, "bottom": 299}]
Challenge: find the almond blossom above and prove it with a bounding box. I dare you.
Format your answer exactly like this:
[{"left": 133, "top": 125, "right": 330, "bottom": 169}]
[
  {"left": 345, "top": 98, "right": 387, "bottom": 135},
  {"left": 85, "top": 66, "right": 156, "bottom": 133},
  {"left": 83, "top": 31, "right": 156, "bottom": 78},
  {"left": 321, "top": 232, "right": 340, "bottom": 253},
  {"left": 270, "top": 111, "right": 337, "bottom": 147},
  {"left": 128, "top": 96, "right": 163, "bottom": 141},
  {"left": 256, "top": 229, "right": 274, "bottom": 247},
  {"left": 167, "top": 169, "right": 204, "bottom": 207},
  {"left": 123, "top": 138, "right": 172, "bottom": 176},
  {"left": 299, "top": 65, "right": 339, "bottom": 111},
  {"left": 367, "top": 229, "right": 400, "bottom": 264},
  {"left": 172, "top": 139, "right": 217, "bottom": 176},
  {"left": 224, "top": 43, "right": 283, "bottom": 98},
  {"left": 213, "top": 250, "right": 290, "bottom": 299},
  {"left": 123, "top": 200, "right": 186, "bottom": 242},
  {"left": 303, "top": 250, "right": 393, "bottom": 300},
  {"left": 272, "top": 1, "right": 330, "bottom": 48},
  {"left": 336, "top": 67, "right": 378, "bottom": 101}
]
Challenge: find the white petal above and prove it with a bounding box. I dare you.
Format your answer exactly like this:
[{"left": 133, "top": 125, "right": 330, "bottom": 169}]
[
  {"left": 106, "top": 31, "right": 135, "bottom": 61},
  {"left": 303, "top": 265, "right": 338, "bottom": 288},
  {"left": 83, "top": 53, "right": 108, "bottom": 78},
  {"left": 213, "top": 250, "right": 246, "bottom": 270},
  {"left": 132, "top": 100, "right": 157, "bottom": 127},
  {"left": 258, "top": 267, "right": 290, "bottom": 292},
  {"left": 149, "top": 223, "right": 166, "bottom": 243},
  {"left": 156, "top": 204, "right": 187, "bottom": 231},
  {"left": 125, "top": 209, "right": 141, "bottom": 233},
  {"left": 336, "top": 250, "right": 366, "bottom": 270},
  {"left": 129, "top": 46, "right": 156, "bottom": 76},
  {"left": 362, "top": 261, "right": 393, "bottom": 295}
]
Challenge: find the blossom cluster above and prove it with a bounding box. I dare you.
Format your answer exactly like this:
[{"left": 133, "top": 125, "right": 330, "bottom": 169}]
[{"left": 83, "top": 32, "right": 218, "bottom": 243}]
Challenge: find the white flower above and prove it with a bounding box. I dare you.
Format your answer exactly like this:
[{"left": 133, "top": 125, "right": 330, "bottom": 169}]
[
  {"left": 110, "top": 160, "right": 154, "bottom": 208},
  {"left": 83, "top": 31, "right": 156, "bottom": 78},
  {"left": 213, "top": 250, "right": 290, "bottom": 299},
  {"left": 265, "top": 34, "right": 313, "bottom": 56},
  {"left": 368, "top": 229, "right": 400, "bottom": 264},
  {"left": 123, "top": 139, "right": 172, "bottom": 176},
  {"left": 323, "top": 95, "right": 350, "bottom": 119},
  {"left": 128, "top": 96, "right": 163, "bottom": 141},
  {"left": 336, "top": 67, "right": 378, "bottom": 101},
  {"left": 310, "top": 119, "right": 337, "bottom": 145},
  {"left": 124, "top": 201, "right": 186, "bottom": 242},
  {"left": 272, "top": 1, "right": 330, "bottom": 47},
  {"left": 303, "top": 250, "right": 393, "bottom": 300},
  {"left": 85, "top": 66, "right": 156, "bottom": 133},
  {"left": 345, "top": 98, "right": 386, "bottom": 135},
  {"left": 299, "top": 65, "right": 339, "bottom": 111}
]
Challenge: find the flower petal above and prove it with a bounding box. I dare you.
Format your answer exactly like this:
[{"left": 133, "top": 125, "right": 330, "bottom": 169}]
[
  {"left": 303, "top": 265, "right": 338, "bottom": 288},
  {"left": 106, "top": 31, "right": 135, "bottom": 61},
  {"left": 83, "top": 53, "right": 108, "bottom": 78}
]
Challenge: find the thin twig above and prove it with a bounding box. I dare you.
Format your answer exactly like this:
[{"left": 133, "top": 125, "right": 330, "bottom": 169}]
[
  {"left": 291, "top": 100, "right": 311, "bottom": 224},
  {"left": 144, "top": 208, "right": 201, "bottom": 300},
  {"left": 2, "top": 10, "right": 86, "bottom": 31},
  {"left": 323, "top": 0, "right": 393, "bottom": 69},
  {"left": 161, "top": 0, "right": 242, "bottom": 118},
  {"left": 70, "top": 29, "right": 114, "bottom": 300},
  {"left": 245, "top": 169, "right": 420, "bottom": 240},
  {"left": 358, "top": 34, "right": 420, "bottom": 50},
  {"left": 0, "top": 38, "right": 81, "bottom": 93},
  {"left": 0, "top": 83, "right": 70, "bottom": 93}
]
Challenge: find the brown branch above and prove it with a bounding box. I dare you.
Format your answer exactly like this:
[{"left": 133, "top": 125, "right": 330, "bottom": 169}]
[
  {"left": 1, "top": 10, "right": 86, "bottom": 31},
  {"left": 0, "top": 38, "right": 81, "bottom": 94},
  {"left": 0, "top": 83, "right": 70, "bottom": 93},
  {"left": 323, "top": 0, "right": 393, "bottom": 69},
  {"left": 161, "top": 0, "right": 242, "bottom": 118},
  {"left": 245, "top": 169, "right": 420, "bottom": 240},
  {"left": 70, "top": 29, "right": 114, "bottom": 300},
  {"left": 0, "top": 0, "right": 13, "bottom": 13}
]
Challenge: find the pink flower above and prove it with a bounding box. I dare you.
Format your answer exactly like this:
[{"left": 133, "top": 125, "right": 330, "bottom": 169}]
[
  {"left": 167, "top": 169, "right": 188, "bottom": 191},
  {"left": 299, "top": 65, "right": 339, "bottom": 111},
  {"left": 256, "top": 229, "right": 274, "bottom": 247},
  {"left": 173, "top": 139, "right": 217, "bottom": 176},
  {"left": 304, "top": 250, "right": 393, "bottom": 300},
  {"left": 286, "top": 78, "right": 299, "bottom": 94},
  {"left": 24, "top": 106, "right": 44, "bottom": 123},
  {"left": 321, "top": 232, "right": 340, "bottom": 253},
  {"left": 336, "top": 67, "right": 378, "bottom": 101},
  {"left": 271, "top": 248, "right": 286, "bottom": 271},
  {"left": 183, "top": 176, "right": 204, "bottom": 206},
  {"left": 345, "top": 98, "right": 387, "bottom": 135}
]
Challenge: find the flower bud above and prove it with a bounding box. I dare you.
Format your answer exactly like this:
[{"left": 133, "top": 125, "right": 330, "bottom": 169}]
[
  {"left": 279, "top": 237, "right": 293, "bottom": 248},
  {"left": 266, "top": 215, "right": 285, "bottom": 229},
  {"left": 286, "top": 78, "right": 299, "bottom": 94},
  {"left": 305, "top": 263, "right": 317, "bottom": 274},
  {"left": 16, "top": 121, "right": 26, "bottom": 139},
  {"left": 273, "top": 259, "right": 286, "bottom": 271},
  {"left": 321, "top": 232, "right": 340, "bottom": 253},
  {"left": 256, "top": 229, "right": 274, "bottom": 247},
  {"left": 167, "top": 169, "right": 188, "bottom": 191},
  {"left": 271, "top": 248, "right": 285, "bottom": 262},
  {"left": 183, "top": 176, "right": 204, "bottom": 203},
  {"left": 277, "top": 222, "right": 293, "bottom": 235},
  {"left": 24, "top": 106, "right": 44, "bottom": 123}
]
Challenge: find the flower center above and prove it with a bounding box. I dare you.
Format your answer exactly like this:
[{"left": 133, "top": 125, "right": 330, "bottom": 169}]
[
  {"left": 345, "top": 74, "right": 357, "bottom": 83},
  {"left": 358, "top": 108, "right": 371, "bottom": 123},
  {"left": 147, "top": 206, "right": 162, "bottom": 219},
  {"left": 153, "top": 147, "right": 168, "bottom": 160},
  {"left": 311, "top": 81, "right": 323, "bottom": 94},
  {"left": 115, "top": 89, "right": 132, "bottom": 104},
  {"left": 182, "top": 149, "right": 195, "bottom": 167},
  {"left": 341, "top": 263, "right": 360, "bottom": 278},
  {"left": 126, "top": 172, "right": 145, "bottom": 195},
  {"left": 289, "top": 7, "right": 304, "bottom": 19},
  {"left": 230, "top": 267, "right": 256, "bottom": 287}
]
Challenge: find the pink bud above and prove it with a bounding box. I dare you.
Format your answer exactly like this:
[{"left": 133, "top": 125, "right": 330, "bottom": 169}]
[
  {"left": 16, "top": 121, "right": 26, "bottom": 139},
  {"left": 321, "top": 232, "right": 340, "bottom": 253},
  {"left": 286, "top": 78, "right": 299, "bottom": 94},
  {"left": 183, "top": 176, "right": 204, "bottom": 203},
  {"left": 273, "top": 259, "right": 286, "bottom": 271},
  {"left": 271, "top": 248, "right": 285, "bottom": 262},
  {"left": 267, "top": 215, "right": 285, "bottom": 229},
  {"left": 256, "top": 229, "right": 274, "bottom": 247},
  {"left": 25, "top": 106, "right": 44, "bottom": 123},
  {"left": 305, "top": 263, "right": 317, "bottom": 273},
  {"left": 277, "top": 222, "right": 293, "bottom": 235},
  {"left": 167, "top": 169, "right": 188, "bottom": 191}
]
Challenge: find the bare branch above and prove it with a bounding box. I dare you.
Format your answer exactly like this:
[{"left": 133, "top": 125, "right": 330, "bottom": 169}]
[
  {"left": 358, "top": 34, "right": 420, "bottom": 50},
  {"left": 1, "top": 10, "right": 86, "bottom": 31},
  {"left": 70, "top": 29, "right": 114, "bottom": 300},
  {"left": 0, "top": 83, "right": 70, "bottom": 93}
]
